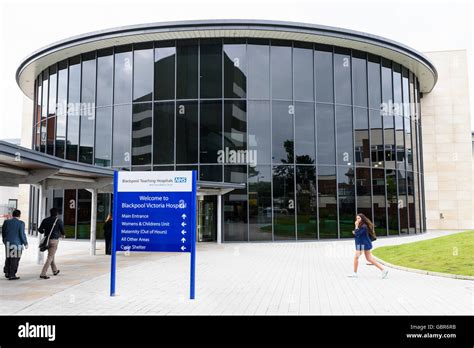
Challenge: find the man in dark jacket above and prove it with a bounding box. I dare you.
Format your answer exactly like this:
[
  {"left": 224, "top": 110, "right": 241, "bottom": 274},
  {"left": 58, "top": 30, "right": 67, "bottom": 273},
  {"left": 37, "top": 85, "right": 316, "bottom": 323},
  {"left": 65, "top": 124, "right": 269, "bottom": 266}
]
[
  {"left": 2, "top": 209, "right": 28, "bottom": 280},
  {"left": 38, "top": 208, "right": 65, "bottom": 279}
]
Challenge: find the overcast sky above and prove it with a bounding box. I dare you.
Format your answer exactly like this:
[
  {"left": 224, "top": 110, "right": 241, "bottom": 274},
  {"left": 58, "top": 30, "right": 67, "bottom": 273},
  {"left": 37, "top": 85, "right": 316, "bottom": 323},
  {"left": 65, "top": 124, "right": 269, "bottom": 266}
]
[{"left": 0, "top": 0, "right": 472, "bottom": 141}]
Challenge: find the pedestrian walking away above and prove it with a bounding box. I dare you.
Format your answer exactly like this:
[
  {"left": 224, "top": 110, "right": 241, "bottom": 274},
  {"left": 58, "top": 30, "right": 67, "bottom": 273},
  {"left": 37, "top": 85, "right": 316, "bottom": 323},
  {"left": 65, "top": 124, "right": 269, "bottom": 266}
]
[
  {"left": 38, "top": 208, "right": 65, "bottom": 279},
  {"left": 1, "top": 209, "right": 28, "bottom": 280}
]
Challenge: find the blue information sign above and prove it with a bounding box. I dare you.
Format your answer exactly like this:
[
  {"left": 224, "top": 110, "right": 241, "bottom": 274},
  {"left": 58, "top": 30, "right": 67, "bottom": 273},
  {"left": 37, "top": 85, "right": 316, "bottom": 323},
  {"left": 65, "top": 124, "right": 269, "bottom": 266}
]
[{"left": 110, "top": 170, "right": 197, "bottom": 299}]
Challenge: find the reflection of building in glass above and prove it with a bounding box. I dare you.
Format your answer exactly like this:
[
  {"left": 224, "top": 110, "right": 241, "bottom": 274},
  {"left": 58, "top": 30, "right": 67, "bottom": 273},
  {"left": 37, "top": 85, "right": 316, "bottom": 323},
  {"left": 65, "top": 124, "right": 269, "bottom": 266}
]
[{"left": 17, "top": 20, "right": 438, "bottom": 241}]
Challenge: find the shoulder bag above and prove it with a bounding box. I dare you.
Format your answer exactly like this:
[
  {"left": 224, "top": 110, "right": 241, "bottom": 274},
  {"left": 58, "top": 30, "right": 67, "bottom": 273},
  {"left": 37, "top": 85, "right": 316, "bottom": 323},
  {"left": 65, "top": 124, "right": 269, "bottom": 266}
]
[{"left": 39, "top": 218, "right": 58, "bottom": 252}]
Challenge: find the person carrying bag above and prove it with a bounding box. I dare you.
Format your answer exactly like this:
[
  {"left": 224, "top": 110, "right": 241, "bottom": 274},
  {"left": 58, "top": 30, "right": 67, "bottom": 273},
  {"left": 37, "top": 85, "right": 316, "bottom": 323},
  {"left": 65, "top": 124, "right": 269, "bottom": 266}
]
[
  {"left": 39, "top": 218, "right": 57, "bottom": 252},
  {"left": 38, "top": 208, "right": 65, "bottom": 279}
]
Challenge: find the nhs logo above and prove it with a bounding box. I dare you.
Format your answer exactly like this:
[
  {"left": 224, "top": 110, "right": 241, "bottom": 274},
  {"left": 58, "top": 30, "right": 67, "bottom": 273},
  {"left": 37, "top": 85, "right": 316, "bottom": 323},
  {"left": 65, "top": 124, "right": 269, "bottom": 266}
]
[{"left": 174, "top": 177, "right": 187, "bottom": 183}]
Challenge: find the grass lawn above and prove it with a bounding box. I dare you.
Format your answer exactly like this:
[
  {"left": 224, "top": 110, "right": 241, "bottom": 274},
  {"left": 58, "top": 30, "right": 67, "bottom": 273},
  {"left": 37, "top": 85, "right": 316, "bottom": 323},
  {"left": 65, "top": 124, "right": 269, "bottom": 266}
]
[{"left": 372, "top": 230, "right": 474, "bottom": 276}]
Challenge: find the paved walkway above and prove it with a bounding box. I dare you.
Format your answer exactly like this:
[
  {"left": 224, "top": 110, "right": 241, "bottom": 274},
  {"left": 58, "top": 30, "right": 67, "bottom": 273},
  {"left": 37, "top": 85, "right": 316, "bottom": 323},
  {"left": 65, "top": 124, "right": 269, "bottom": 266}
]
[{"left": 0, "top": 230, "right": 472, "bottom": 315}]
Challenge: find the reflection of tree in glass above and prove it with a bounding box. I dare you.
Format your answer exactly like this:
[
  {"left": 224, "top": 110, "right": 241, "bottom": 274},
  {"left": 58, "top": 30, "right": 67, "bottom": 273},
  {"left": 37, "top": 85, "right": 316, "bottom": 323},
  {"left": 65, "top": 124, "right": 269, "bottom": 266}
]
[
  {"left": 343, "top": 167, "right": 354, "bottom": 185},
  {"left": 279, "top": 139, "right": 315, "bottom": 166},
  {"left": 386, "top": 176, "right": 397, "bottom": 204},
  {"left": 280, "top": 139, "right": 294, "bottom": 165}
]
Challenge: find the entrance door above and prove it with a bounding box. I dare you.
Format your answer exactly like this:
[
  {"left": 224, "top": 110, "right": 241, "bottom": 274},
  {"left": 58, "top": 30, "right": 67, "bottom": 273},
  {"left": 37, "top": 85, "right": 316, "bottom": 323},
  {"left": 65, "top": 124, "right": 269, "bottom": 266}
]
[{"left": 197, "top": 195, "right": 217, "bottom": 242}]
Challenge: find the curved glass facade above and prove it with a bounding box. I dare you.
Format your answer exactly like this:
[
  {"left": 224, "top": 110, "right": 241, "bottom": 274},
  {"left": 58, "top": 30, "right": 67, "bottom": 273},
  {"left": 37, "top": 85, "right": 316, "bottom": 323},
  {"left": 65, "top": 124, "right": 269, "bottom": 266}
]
[{"left": 31, "top": 38, "right": 425, "bottom": 241}]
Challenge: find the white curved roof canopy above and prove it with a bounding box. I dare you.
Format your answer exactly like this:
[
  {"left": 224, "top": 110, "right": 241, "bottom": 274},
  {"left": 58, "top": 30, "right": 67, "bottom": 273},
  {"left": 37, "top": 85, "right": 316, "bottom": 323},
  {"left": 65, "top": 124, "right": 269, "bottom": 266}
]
[{"left": 16, "top": 19, "right": 437, "bottom": 99}]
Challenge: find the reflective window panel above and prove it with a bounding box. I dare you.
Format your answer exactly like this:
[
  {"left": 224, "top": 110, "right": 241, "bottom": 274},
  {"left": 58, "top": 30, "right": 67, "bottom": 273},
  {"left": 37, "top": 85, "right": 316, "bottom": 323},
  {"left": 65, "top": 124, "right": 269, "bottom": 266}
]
[
  {"left": 176, "top": 101, "right": 198, "bottom": 164},
  {"left": 293, "top": 42, "right": 314, "bottom": 102},
  {"left": 247, "top": 40, "right": 270, "bottom": 99},
  {"left": 200, "top": 40, "right": 222, "bottom": 99},
  {"left": 272, "top": 101, "right": 294, "bottom": 164},
  {"left": 248, "top": 165, "right": 272, "bottom": 241},
  {"left": 224, "top": 100, "right": 247, "bottom": 158},
  {"left": 271, "top": 41, "right": 292, "bottom": 100},
  {"left": 338, "top": 165, "right": 356, "bottom": 238},
  {"left": 296, "top": 165, "right": 317, "bottom": 239},
  {"left": 354, "top": 107, "right": 370, "bottom": 166},
  {"left": 352, "top": 51, "right": 368, "bottom": 107},
  {"left": 96, "top": 49, "right": 113, "bottom": 107},
  {"left": 223, "top": 40, "right": 247, "bottom": 99},
  {"left": 224, "top": 165, "right": 248, "bottom": 241},
  {"left": 133, "top": 44, "right": 154, "bottom": 102},
  {"left": 356, "top": 167, "right": 372, "bottom": 221},
  {"left": 177, "top": 40, "right": 198, "bottom": 99},
  {"left": 336, "top": 105, "right": 353, "bottom": 166},
  {"left": 295, "top": 102, "right": 315, "bottom": 164},
  {"left": 273, "top": 165, "right": 296, "bottom": 240},
  {"left": 318, "top": 165, "right": 338, "bottom": 239},
  {"left": 314, "top": 45, "right": 334, "bottom": 103},
  {"left": 154, "top": 44, "right": 176, "bottom": 101},
  {"left": 248, "top": 101, "right": 271, "bottom": 165},
  {"left": 334, "top": 48, "right": 352, "bottom": 105},
  {"left": 372, "top": 168, "right": 388, "bottom": 236},
  {"left": 114, "top": 46, "right": 133, "bottom": 104},
  {"left": 112, "top": 104, "right": 132, "bottom": 168},
  {"left": 66, "top": 57, "right": 81, "bottom": 161},
  {"left": 132, "top": 102, "right": 152, "bottom": 166},
  {"left": 316, "top": 104, "right": 335, "bottom": 165},
  {"left": 95, "top": 107, "right": 112, "bottom": 167},
  {"left": 200, "top": 100, "right": 223, "bottom": 163},
  {"left": 153, "top": 102, "right": 175, "bottom": 165}
]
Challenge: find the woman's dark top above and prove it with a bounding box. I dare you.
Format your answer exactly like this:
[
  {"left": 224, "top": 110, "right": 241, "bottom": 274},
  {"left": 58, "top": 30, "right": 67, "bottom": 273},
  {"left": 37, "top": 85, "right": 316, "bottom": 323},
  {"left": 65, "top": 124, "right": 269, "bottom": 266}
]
[
  {"left": 103, "top": 220, "right": 112, "bottom": 240},
  {"left": 354, "top": 224, "right": 372, "bottom": 250}
]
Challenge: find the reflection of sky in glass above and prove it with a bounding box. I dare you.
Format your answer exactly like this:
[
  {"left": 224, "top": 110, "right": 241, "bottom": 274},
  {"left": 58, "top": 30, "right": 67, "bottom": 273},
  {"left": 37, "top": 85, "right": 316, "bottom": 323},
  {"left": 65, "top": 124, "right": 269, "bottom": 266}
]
[
  {"left": 97, "top": 55, "right": 113, "bottom": 106},
  {"left": 133, "top": 49, "right": 153, "bottom": 102},
  {"left": 114, "top": 52, "right": 132, "bottom": 104}
]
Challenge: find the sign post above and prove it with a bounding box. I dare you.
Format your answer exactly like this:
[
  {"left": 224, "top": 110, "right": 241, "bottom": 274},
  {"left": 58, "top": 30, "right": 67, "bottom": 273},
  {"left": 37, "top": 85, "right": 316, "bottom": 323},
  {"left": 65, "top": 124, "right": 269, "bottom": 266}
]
[{"left": 110, "top": 170, "right": 197, "bottom": 299}]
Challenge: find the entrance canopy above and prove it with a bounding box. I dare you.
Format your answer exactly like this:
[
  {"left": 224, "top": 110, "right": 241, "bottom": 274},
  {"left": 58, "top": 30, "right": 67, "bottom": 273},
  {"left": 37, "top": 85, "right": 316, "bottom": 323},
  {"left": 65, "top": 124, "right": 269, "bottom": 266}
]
[
  {"left": 0, "top": 140, "right": 245, "bottom": 250},
  {"left": 0, "top": 140, "right": 115, "bottom": 190},
  {"left": 0, "top": 141, "right": 245, "bottom": 193}
]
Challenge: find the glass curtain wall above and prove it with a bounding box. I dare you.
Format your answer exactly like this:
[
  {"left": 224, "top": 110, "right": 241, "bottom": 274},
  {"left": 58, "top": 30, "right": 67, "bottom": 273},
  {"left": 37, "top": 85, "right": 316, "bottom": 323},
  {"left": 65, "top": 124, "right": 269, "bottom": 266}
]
[{"left": 32, "top": 39, "right": 424, "bottom": 241}]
